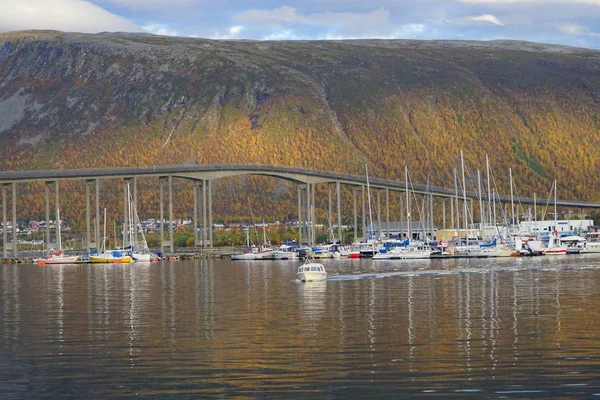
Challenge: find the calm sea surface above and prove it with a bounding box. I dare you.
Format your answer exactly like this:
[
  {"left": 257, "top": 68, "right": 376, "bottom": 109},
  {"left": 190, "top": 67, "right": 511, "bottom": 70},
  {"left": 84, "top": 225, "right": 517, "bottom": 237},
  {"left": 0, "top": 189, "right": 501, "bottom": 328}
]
[{"left": 1, "top": 255, "right": 600, "bottom": 398}]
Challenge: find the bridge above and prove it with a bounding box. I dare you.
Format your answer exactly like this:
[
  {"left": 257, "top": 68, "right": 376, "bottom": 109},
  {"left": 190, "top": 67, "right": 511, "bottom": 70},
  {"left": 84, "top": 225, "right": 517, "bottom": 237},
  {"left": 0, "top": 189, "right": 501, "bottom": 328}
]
[{"left": 1, "top": 164, "right": 598, "bottom": 257}]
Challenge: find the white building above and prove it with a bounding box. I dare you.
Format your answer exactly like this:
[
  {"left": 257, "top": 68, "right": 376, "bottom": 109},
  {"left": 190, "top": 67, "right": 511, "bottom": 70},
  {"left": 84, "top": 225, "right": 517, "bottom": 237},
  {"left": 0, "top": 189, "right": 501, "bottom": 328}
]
[{"left": 518, "top": 219, "right": 594, "bottom": 236}]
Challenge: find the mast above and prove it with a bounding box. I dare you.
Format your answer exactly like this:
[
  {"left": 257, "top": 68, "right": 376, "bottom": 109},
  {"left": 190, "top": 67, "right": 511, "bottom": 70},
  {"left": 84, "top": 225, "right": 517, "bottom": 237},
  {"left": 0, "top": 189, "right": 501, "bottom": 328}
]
[
  {"left": 460, "top": 150, "right": 468, "bottom": 245},
  {"left": 454, "top": 168, "right": 459, "bottom": 242},
  {"left": 56, "top": 208, "right": 62, "bottom": 252},
  {"left": 405, "top": 166, "right": 411, "bottom": 241},
  {"left": 554, "top": 180, "right": 558, "bottom": 232},
  {"left": 486, "top": 154, "right": 493, "bottom": 230},
  {"left": 366, "top": 165, "right": 375, "bottom": 244},
  {"left": 102, "top": 208, "right": 107, "bottom": 253},
  {"left": 509, "top": 168, "right": 515, "bottom": 231},
  {"left": 477, "top": 170, "right": 484, "bottom": 238}
]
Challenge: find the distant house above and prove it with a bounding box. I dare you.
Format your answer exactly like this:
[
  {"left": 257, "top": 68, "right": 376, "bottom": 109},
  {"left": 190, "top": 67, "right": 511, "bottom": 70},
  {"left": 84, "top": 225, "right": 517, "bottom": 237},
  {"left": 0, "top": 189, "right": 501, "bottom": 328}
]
[{"left": 367, "top": 221, "right": 438, "bottom": 240}]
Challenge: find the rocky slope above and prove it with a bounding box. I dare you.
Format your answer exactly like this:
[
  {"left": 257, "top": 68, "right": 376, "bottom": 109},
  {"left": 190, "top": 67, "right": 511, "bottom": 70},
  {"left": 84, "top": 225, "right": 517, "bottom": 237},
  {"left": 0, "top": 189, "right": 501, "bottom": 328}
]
[{"left": 1, "top": 31, "right": 599, "bottom": 221}]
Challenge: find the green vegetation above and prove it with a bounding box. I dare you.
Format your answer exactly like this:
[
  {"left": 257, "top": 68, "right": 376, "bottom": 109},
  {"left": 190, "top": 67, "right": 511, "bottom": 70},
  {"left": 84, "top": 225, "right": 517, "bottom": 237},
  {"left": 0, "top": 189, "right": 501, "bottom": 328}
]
[{"left": 1, "top": 31, "right": 600, "bottom": 226}]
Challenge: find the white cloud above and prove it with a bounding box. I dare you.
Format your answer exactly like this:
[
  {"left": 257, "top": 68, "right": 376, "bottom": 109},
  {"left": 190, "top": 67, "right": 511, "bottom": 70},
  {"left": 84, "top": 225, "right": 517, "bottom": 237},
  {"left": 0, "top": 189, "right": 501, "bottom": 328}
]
[
  {"left": 262, "top": 29, "right": 301, "bottom": 40},
  {"left": 554, "top": 22, "right": 600, "bottom": 36},
  {"left": 469, "top": 14, "right": 504, "bottom": 25},
  {"left": 459, "top": 0, "right": 600, "bottom": 4},
  {"left": 98, "top": 0, "right": 202, "bottom": 9},
  {"left": 450, "top": 14, "right": 504, "bottom": 26},
  {"left": 233, "top": 6, "right": 311, "bottom": 28},
  {"left": 233, "top": 6, "right": 391, "bottom": 29},
  {"left": 142, "top": 23, "right": 179, "bottom": 36},
  {"left": 0, "top": 0, "right": 140, "bottom": 33},
  {"left": 229, "top": 25, "right": 243, "bottom": 35}
]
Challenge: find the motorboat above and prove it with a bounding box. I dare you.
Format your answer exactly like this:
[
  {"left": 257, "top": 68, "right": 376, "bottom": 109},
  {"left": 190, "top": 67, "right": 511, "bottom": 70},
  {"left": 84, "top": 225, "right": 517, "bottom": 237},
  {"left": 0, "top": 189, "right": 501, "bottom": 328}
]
[
  {"left": 297, "top": 261, "right": 327, "bottom": 282},
  {"left": 271, "top": 243, "right": 300, "bottom": 260}
]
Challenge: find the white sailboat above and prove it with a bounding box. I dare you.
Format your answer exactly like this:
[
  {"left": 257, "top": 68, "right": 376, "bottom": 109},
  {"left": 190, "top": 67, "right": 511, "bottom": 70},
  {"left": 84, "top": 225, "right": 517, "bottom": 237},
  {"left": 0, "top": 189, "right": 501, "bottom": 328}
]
[
  {"left": 125, "top": 184, "right": 157, "bottom": 262},
  {"left": 36, "top": 209, "right": 80, "bottom": 265},
  {"left": 89, "top": 208, "right": 132, "bottom": 263},
  {"left": 544, "top": 180, "right": 568, "bottom": 255}
]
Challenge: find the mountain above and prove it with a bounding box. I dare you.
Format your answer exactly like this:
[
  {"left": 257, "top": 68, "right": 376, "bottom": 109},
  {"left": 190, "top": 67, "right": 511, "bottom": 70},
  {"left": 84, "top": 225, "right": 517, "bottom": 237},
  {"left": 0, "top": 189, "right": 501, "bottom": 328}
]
[{"left": 1, "top": 30, "right": 599, "bottom": 223}]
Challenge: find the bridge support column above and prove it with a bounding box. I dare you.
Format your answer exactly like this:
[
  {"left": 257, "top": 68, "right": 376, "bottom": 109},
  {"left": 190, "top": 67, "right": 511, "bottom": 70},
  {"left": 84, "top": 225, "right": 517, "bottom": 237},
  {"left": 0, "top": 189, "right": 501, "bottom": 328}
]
[
  {"left": 45, "top": 182, "right": 51, "bottom": 250},
  {"left": 399, "top": 190, "right": 403, "bottom": 238},
  {"left": 85, "top": 180, "right": 91, "bottom": 251},
  {"left": 123, "top": 180, "right": 128, "bottom": 249},
  {"left": 328, "top": 184, "right": 333, "bottom": 241},
  {"left": 12, "top": 182, "right": 16, "bottom": 257},
  {"left": 443, "top": 199, "right": 446, "bottom": 230},
  {"left": 308, "top": 184, "right": 312, "bottom": 246},
  {"left": 95, "top": 179, "right": 101, "bottom": 251},
  {"left": 361, "top": 184, "right": 366, "bottom": 240},
  {"left": 193, "top": 181, "right": 198, "bottom": 250},
  {"left": 159, "top": 177, "right": 165, "bottom": 254},
  {"left": 336, "top": 181, "right": 342, "bottom": 245},
  {"left": 386, "top": 188, "right": 390, "bottom": 240},
  {"left": 311, "top": 183, "right": 316, "bottom": 247},
  {"left": 208, "top": 180, "right": 212, "bottom": 248},
  {"left": 123, "top": 178, "right": 134, "bottom": 249},
  {"left": 168, "top": 176, "right": 174, "bottom": 254},
  {"left": 196, "top": 180, "right": 210, "bottom": 249},
  {"left": 377, "top": 189, "right": 382, "bottom": 240},
  {"left": 297, "top": 185, "right": 302, "bottom": 245},
  {"left": 54, "top": 181, "right": 59, "bottom": 250},
  {"left": 2, "top": 184, "right": 6, "bottom": 258},
  {"left": 353, "top": 186, "right": 357, "bottom": 242}
]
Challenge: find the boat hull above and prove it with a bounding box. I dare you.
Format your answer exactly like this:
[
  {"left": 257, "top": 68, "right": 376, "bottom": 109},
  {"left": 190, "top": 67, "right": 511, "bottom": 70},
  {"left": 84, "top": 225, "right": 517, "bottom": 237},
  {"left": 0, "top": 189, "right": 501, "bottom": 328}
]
[{"left": 89, "top": 255, "right": 133, "bottom": 263}]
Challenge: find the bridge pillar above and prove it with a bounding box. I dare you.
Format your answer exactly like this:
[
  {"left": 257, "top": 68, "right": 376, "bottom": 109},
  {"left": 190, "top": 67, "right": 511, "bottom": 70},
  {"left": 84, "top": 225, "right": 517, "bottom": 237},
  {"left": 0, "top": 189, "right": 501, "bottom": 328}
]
[
  {"left": 195, "top": 180, "right": 208, "bottom": 249},
  {"left": 85, "top": 180, "right": 91, "bottom": 251},
  {"left": 386, "top": 188, "right": 390, "bottom": 240},
  {"left": 208, "top": 179, "right": 212, "bottom": 248},
  {"left": 45, "top": 182, "right": 51, "bottom": 250},
  {"left": 443, "top": 199, "right": 446, "bottom": 230},
  {"left": 328, "top": 184, "right": 333, "bottom": 242},
  {"left": 361, "top": 184, "right": 366, "bottom": 240},
  {"left": 336, "top": 181, "right": 342, "bottom": 245},
  {"left": 353, "top": 186, "right": 357, "bottom": 242},
  {"left": 2, "top": 184, "right": 6, "bottom": 258},
  {"left": 159, "top": 177, "right": 165, "bottom": 254},
  {"left": 193, "top": 181, "right": 198, "bottom": 250},
  {"left": 311, "top": 183, "right": 316, "bottom": 247},
  {"left": 123, "top": 178, "right": 134, "bottom": 249},
  {"left": 12, "top": 182, "right": 16, "bottom": 257},
  {"left": 95, "top": 179, "right": 101, "bottom": 251},
  {"left": 168, "top": 176, "right": 174, "bottom": 254},
  {"left": 123, "top": 180, "right": 128, "bottom": 249},
  {"left": 54, "top": 181, "right": 59, "bottom": 250},
  {"left": 376, "top": 189, "right": 382, "bottom": 240},
  {"left": 297, "top": 185, "right": 302, "bottom": 245},
  {"left": 398, "top": 190, "right": 402, "bottom": 238},
  {"left": 304, "top": 184, "right": 310, "bottom": 246},
  {"left": 201, "top": 180, "right": 207, "bottom": 248}
]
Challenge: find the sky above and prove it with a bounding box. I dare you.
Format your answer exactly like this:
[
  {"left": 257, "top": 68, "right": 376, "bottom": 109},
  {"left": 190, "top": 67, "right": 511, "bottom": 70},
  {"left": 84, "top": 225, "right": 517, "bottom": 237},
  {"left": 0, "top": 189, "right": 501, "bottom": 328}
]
[{"left": 1, "top": 0, "right": 600, "bottom": 49}]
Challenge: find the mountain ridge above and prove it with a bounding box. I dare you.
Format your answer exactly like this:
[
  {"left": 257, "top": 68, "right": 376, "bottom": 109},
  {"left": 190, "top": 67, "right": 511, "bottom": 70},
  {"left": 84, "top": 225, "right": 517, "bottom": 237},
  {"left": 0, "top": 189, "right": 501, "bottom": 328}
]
[{"left": 1, "top": 30, "right": 599, "bottom": 222}]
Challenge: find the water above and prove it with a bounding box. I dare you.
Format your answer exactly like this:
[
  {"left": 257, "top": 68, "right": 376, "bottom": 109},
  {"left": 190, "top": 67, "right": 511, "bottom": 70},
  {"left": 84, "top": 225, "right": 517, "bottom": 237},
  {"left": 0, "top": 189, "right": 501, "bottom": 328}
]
[{"left": 1, "top": 255, "right": 600, "bottom": 398}]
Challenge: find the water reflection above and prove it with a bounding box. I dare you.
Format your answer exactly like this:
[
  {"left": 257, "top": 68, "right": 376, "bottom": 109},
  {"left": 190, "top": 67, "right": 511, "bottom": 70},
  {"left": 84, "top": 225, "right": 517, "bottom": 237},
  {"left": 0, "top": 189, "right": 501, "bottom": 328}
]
[{"left": 0, "top": 257, "right": 599, "bottom": 397}]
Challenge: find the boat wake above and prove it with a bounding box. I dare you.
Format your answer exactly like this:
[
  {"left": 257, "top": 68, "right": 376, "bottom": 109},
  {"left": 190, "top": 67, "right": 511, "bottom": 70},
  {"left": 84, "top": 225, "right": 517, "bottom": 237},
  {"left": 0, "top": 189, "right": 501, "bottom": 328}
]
[{"left": 324, "top": 263, "right": 600, "bottom": 282}]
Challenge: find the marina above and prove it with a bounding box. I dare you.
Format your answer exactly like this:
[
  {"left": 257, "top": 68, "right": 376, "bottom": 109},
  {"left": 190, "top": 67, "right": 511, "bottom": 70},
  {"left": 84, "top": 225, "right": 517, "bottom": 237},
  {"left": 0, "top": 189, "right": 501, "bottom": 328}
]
[{"left": 1, "top": 255, "right": 600, "bottom": 397}]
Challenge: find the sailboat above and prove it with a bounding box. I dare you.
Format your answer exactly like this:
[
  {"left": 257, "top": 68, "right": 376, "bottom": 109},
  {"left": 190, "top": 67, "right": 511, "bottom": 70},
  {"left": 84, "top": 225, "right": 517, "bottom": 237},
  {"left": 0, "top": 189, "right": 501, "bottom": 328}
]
[
  {"left": 544, "top": 180, "right": 567, "bottom": 255},
  {"left": 125, "top": 184, "right": 157, "bottom": 262},
  {"left": 89, "top": 208, "right": 133, "bottom": 263},
  {"left": 36, "top": 209, "right": 80, "bottom": 265}
]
